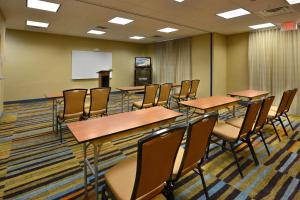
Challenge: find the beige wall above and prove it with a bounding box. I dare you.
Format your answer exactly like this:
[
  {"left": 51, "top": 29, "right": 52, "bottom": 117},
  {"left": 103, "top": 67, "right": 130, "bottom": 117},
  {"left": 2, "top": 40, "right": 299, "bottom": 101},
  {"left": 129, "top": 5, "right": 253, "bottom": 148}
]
[
  {"left": 191, "top": 34, "right": 211, "bottom": 97},
  {"left": 0, "top": 12, "right": 5, "bottom": 113},
  {"left": 213, "top": 33, "right": 227, "bottom": 96},
  {"left": 4, "top": 30, "right": 145, "bottom": 101},
  {"left": 227, "top": 33, "right": 249, "bottom": 92}
]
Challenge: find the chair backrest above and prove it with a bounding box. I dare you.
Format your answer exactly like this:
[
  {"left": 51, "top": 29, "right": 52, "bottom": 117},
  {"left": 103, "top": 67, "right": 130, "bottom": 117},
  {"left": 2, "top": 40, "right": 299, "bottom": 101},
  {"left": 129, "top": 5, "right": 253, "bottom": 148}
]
[
  {"left": 63, "top": 89, "right": 87, "bottom": 117},
  {"left": 285, "top": 88, "right": 298, "bottom": 113},
  {"left": 253, "top": 96, "right": 275, "bottom": 132},
  {"left": 238, "top": 101, "right": 262, "bottom": 139},
  {"left": 89, "top": 87, "right": 111, "bottom": 115},
  {"left": 157, "top": 83, "right": 172, "bottom": 105},
  {"left": 131, "top": 125, "right": 186, "bottom": 200},
  {"left": 189, "top": 80, "right": 200, "bottom": 98},
  {"left": 276, "top": 90, "right": 292, "bottom": 116},
  {"left": 179, "top": 80, "right": 191, "bottom": 99},
  {"left": 142, "top": 84, "right": 159, "bottom": 107},
  {"left": 175, "top": 113, "right": 218, "bottom": 180}
]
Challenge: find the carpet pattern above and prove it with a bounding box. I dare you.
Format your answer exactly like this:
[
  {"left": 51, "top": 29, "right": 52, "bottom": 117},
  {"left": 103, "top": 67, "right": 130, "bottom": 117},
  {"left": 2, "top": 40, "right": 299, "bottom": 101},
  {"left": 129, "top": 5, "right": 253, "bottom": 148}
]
[{"left": 0, "top": 93, "right": 300, "bottom": 200}]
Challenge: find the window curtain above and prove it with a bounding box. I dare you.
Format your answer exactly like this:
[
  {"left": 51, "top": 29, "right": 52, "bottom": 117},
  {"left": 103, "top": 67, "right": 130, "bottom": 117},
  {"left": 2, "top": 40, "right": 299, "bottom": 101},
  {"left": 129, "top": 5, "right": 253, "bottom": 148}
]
[
  {"left": 249, "top": 29, "right": 300, "bottom": 114},
  {"left": 152, "top": 38, "right": 192, "bottom": 84}
]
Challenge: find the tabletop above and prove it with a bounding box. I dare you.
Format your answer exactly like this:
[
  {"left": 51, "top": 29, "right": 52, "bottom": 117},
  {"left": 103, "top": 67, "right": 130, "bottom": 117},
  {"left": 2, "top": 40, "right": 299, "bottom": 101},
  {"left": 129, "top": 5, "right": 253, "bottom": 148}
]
[{"left": 67, "top": 106, "right": 182, "bottom": 143}]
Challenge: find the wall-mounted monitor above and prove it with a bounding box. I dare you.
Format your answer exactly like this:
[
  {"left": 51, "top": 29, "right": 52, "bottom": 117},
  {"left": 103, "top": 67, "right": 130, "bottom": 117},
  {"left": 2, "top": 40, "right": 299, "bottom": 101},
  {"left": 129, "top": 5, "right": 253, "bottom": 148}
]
[{"left": 135, "top": 57, "right": 151, "bottom": 67}]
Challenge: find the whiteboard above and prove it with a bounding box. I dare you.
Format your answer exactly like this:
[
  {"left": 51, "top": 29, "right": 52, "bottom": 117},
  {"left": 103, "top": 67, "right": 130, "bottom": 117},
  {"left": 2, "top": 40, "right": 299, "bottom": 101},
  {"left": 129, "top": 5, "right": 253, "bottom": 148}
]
[{"left": 72, "top": 50, "right": 112, "bottom": 80}]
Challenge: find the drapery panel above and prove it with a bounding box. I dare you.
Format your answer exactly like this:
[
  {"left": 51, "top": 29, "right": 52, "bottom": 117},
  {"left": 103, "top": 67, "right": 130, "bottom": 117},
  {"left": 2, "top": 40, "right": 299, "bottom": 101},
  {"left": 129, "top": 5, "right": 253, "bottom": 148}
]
[
  {"left": 249, "top": 29, "right": 300, "bottom": 114},
  {"left": 152, "top": 38, "right": 192, "bottom": 84}
]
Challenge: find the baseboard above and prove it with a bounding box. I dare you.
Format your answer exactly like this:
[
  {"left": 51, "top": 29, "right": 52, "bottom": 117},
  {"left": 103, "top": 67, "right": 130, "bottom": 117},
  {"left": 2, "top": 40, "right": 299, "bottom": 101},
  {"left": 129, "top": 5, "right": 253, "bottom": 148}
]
[{"left": 4, "top": 90, "right": 122, "bottom": 105}]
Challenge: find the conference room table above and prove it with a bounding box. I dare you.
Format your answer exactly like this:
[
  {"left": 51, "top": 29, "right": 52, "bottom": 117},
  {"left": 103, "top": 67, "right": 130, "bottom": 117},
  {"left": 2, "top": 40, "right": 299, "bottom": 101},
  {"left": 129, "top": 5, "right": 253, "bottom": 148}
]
[
  {"left": 67, "top": 106, "right": 182, "bottom": 199},
  {"left": 228, "top": 89, "right": 269, "bottom": 100},
  {"left": 116, "top": 83, "right": 181, "bottom": 112},
  {"left": 179, "top": 96, "right": 240, "bottom": 122}
]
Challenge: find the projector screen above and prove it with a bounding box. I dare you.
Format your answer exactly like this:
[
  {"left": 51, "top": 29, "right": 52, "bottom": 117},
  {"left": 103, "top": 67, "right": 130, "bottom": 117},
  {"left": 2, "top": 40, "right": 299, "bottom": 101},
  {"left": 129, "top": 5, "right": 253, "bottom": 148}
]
[{"left": 72, "top": 50, "right": 112, "bottom": 80}]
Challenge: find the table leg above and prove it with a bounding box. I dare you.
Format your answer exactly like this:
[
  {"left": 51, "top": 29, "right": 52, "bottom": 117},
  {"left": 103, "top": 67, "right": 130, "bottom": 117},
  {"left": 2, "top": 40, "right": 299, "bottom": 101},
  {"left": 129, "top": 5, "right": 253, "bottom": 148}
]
[
  {"left": 94, "top": 144, "right": 99, "bottom": 200},
  {"left": 83, "top": 143, "right": 88, "bottom": 197},
  {"left": 186, "top": 106, "right": 190, "bottom": 124},
  {"left": 233, "top": 105, "right": 236, "bottom": 117},
  {"left": 121, "top": 92, "right": 124, "bottom": 113},
  {"left": 127, "top": 93, "right": 130, "bottom": 111},
  {"left": 52, "top": 98, "right": 55, "bottom": 132}
]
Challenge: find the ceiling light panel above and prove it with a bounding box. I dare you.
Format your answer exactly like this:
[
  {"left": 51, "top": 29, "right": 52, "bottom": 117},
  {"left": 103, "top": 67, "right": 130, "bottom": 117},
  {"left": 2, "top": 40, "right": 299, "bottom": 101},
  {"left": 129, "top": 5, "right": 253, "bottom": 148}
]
[
  {"left": 129, "top": 36, "right": 145, "bottom": 40},
  {"left": 157, "top": 27, "right": 178, "bottom": 33},
  {"left": 249, "top": 23, "right": 276, "bottom": 29},
  {"left": 174, "top": 0, "right": 185, "bottom": 2},
  {"left": 286, "top": 0, "right": 300, "bottom": 5},
  {"left": 27, "top": 0, "right": 60, "bottom": 12},
  {"left": 108, "top": 17, "right": 134, "bottom": 25},
  {"left": 217, "top": 8, "right": 250, "bottom": 19},
  {"left": 87, "top": 30, "right": 106, "bottom": 35},
  {"left": 26, "top": 20, "right": 49, "bottom": 28}
]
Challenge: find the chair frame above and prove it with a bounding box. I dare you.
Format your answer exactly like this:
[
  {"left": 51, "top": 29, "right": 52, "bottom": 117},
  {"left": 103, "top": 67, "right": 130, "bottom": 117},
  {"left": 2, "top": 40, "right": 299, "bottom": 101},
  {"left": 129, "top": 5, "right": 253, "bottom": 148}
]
[
  {"left": 281, "top": 88, "right": 297, "bottom": 131},
  {"left": 86, "top": 87, "right": 111, "bottom": 118},
  {"left": 132, "top": 84, "right": 159, "bottom": 110},
  {"left": 102, "top": 125, "right": 187, "bottom": 200},
  {"left": 267, "top": 90, "right": 292, "bottom": 139},
  {"left": 156, "top": 83, "right": 173, "bottom": 108},
  {"left": 167, "top": 113, "right": 218, "bottom": 200},
  {"left": 188, "top": 79, "right": 200, "bottom": 100},
  {"left": 207, "top": 101, "right": 262, "bottom": 177},
  {"left": 173, "top": 80, "right": 191, "bottom": 110},
  {"left": 57, "top": 88, "right": 87, "bottom": 143}
]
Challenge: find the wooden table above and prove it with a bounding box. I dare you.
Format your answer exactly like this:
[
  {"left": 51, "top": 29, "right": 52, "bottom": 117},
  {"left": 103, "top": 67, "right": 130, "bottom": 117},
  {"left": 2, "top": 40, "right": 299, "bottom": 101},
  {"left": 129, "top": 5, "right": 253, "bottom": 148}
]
[
  {"left": 67, "top": 106, "right": 182, "bottom": 199},
  {"left": 179, "top": 96, "right": 240, "bottom": 122},
  {"left": 228, "top": 89, "right": 269, "bottom": 100},
  {"left": 116, "top": 83, "right": 180, "bottom": 112}
]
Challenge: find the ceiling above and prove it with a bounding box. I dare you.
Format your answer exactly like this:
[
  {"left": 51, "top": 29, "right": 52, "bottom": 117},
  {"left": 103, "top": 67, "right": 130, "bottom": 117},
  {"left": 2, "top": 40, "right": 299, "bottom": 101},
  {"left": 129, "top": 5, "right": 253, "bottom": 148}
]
[{"left": 0, "top": 0, "right": 300, "bottom": 43}]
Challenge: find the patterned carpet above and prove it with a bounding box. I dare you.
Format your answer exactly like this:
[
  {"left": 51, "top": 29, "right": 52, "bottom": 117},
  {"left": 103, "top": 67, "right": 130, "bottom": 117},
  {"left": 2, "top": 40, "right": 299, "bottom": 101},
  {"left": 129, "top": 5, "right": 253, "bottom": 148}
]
[{"left": 0, "top": 93, "right": 300, "bottom": 200}]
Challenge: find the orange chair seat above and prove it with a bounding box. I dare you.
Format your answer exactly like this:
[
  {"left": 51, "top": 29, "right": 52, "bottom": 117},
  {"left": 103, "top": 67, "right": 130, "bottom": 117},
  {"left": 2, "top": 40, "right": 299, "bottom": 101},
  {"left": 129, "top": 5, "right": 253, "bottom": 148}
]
[
  {"left": 133, "top": 101, "right": 153, "bottom": 109},
  {"left": 213, "top": 122, "right": 240, "bottom": 142}
]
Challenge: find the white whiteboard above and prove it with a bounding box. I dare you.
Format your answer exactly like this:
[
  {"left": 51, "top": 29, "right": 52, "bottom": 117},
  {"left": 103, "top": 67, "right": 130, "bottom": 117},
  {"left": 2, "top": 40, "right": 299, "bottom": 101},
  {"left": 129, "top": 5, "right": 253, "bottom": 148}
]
[{"left": 72, "top": 50, "right": 112, "bottom": 80}]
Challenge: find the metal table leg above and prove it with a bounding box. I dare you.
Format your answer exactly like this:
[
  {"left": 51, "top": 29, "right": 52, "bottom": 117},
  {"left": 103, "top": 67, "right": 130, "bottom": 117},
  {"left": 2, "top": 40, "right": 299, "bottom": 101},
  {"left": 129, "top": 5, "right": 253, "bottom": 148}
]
[
  {"left": 94, "top": 144, "right": 99, "bottom": 200},
  {"left": 186, "top": 106, "right": 190, "bottom": 124},
  {"left": 83, "top": 143, "right": 88, "bottom": 197},
  {"left": 233, "top": 105, "right": 236, "bottom": 117},
  {"left": 52, "top": 98, "right": 55, "bottom": 132},
  {"left": 121, "top": 92, "right": 124, "bottom": 112}
]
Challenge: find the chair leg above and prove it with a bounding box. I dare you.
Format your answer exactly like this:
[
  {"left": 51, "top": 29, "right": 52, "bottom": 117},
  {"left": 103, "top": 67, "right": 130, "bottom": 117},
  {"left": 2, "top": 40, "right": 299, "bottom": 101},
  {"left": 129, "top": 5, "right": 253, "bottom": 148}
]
[
  {"left": 102, "top": 186, "right": 107, "bottom": 200},
  {"left": 164, "top": 180, "right": 175, "bottom": 200},
  {"left": 197, "top": 164, "right": 209, "bottom": 200},
  {"left": 222, "top": 140, "right": 226, "bottom": 150},
  {"left": 245, "top": 137, "right": 259, "bottom": 166},
  {"left": 259, "top": 131, "right": 270, "bottom": 156},
  {"left": 206, "top": 136, "right": 211, "bottom": 159},
  {"left": 279, "top": 117, "right": 289, "bottom": 136},
  {"left": 284, "top": 113, "right": 294, "bottom": 130},
  {"left": 271, "top": 121, "right": 281, "bottom": 141},
  {"left": 229, "top": 143, "right": 244, "bottom": 178},
  {"left": 59, "top": 122, "right": 63, "bottom": 143}
]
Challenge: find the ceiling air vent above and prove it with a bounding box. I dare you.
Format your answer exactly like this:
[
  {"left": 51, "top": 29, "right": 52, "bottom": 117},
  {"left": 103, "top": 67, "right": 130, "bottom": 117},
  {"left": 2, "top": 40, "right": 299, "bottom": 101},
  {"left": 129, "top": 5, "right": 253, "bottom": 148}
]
[
  {"left": 95, "top": 26, "right": 108, "bottom": 30},
  {"left": 151, "top": 35, "right": 163, "bottom": 38},
  {"left": 258, "top": 6, "right": 293, "bottom": 17}
]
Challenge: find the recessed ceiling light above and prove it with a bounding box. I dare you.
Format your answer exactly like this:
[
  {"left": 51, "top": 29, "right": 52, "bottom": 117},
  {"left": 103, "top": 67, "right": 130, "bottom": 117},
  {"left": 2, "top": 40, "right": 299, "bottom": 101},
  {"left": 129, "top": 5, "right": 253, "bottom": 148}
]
[
  {"left": 217, "top": 8, "right": 250, "bottom": 19},
  {"left": 108, "top": 17, "right": 134, "bottom": 25},
  {"left": 26, "top": 20, "right": 49, "bottom": 28},
  {"left": 157, "top": 27, "right": 178, "bottom": 33},
  {"left": 174, "top": 0, "right": 185, "bottom": 2},
  {"left": 129, "top": 36, "right": 145, "bottom": 40},
  {"left": 249, "top": 23, "right": 276, "bottom": 29},
  {"left": 286, "top": 0, "right": 300, "bottom": 5},
  {"left": 27, "top": 0, "right": 60, "bottom": 12},
  {"left": 87, "top": 30, "right": 106, "bottom": 35}
]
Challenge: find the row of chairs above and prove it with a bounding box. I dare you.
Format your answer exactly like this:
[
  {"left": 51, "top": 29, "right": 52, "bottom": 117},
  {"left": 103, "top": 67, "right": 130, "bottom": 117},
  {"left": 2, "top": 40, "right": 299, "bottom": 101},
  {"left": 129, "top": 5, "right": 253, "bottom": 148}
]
[
  {"left": 102, "top": 113, "right": 218, "bottom": 200},
  {"left": 132, "top": 79, "right": 200, "bottom": 110},
  {"left": 102, "top": 88, "right": 297, "bottom": 199},
  {"left": 56, "top": 87, "right": 110, "bottom": 142},
  {"left": 209, "top": 88, "right": 297, "bottom": 177}
]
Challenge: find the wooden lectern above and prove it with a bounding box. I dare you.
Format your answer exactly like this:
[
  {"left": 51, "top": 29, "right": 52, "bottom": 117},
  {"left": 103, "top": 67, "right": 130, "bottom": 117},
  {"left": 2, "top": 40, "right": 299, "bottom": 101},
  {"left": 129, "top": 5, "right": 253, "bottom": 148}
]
[{"left": 97, "top": 70, "right": 111, "bottom": 87}]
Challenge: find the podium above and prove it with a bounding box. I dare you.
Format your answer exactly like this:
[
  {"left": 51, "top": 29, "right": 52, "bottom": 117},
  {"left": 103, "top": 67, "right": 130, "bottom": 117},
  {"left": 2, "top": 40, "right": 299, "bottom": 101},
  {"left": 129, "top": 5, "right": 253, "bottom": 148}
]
[{"left": 97, "top": 70, "right": 111, "bottom": 87}]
